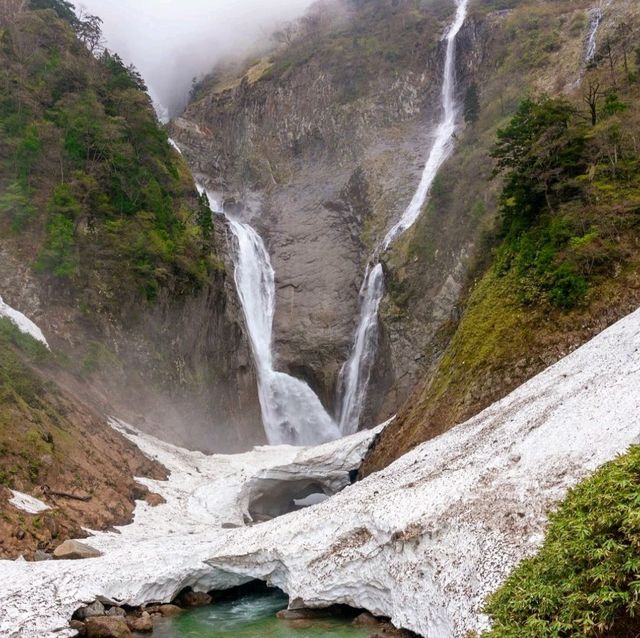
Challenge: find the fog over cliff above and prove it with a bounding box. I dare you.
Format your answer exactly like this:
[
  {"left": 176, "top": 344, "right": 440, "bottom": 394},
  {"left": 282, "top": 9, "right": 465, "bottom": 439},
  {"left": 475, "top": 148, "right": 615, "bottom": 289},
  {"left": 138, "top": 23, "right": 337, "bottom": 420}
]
[{"left": 78, "top": 0, "right": 316, "bottom": 116}]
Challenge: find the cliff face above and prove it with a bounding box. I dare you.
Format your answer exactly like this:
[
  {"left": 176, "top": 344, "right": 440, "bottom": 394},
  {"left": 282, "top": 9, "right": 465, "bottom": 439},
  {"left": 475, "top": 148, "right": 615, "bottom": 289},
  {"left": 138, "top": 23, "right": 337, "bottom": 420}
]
[
  {"left": 0, "top": 3, "right": 261, "bottom": 454},
  {"left": 171, "top": 0, "right": 487, "bottom": 420}
]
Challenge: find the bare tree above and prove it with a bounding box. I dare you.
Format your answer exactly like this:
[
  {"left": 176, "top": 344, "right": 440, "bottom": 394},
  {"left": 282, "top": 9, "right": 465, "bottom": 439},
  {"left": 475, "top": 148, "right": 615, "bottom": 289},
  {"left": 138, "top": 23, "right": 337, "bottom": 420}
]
[
  {"left": 583, "top": 80, "right": 602, "bottom": 126},
  {"left": 75, "top": 8, "right": 104, "bottom": 54}
]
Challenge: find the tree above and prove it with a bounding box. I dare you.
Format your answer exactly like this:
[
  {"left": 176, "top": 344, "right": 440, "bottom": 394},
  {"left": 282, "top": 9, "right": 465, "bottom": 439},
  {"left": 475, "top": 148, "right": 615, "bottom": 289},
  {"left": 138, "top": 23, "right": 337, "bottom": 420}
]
[
  {"left": 29, "top": 0, "right": 76, "bottom": 24},
  {"left": 75, "top": 9, "right": 104, "bottom": 54},
  {"left": 463, "top": 82, "right": 480, "bottom": 125},
  {"left": 196, "top": 192, "right": 213, "bottom": 242},
  {"left": 583, "top": 79, "right": 602, "bottom": 126},
  {"left": 492, "top": 97, "right": 586, "bottom": 231}
]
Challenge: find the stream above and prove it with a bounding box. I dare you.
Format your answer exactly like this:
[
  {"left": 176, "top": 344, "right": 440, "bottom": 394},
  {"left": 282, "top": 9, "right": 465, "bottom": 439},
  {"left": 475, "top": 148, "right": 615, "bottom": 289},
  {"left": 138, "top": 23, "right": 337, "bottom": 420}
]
[{"left": 149, "top": 590, "right": 370, "bottom": 638}]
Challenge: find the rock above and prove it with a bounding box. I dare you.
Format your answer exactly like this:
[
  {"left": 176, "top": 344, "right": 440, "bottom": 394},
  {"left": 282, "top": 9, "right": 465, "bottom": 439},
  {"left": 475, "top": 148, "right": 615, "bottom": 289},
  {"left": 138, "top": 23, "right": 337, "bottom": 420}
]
[
  {"left": 33, "top": 550, "right": 52, "bottom": 561},
  {"left": 74, "top": 601, "right": 105, "bottom": 620},
  {"left": 126, "top": 611, "right": 153, "bottom": 633},
  {"left": 144, "top": 492, "right": 165, "bottom": 507},
  {"left": 85, "top": 616, "right": 131, "bottom": 638},
  {"left": 158, "top": 604, "right": 183, "bottom": 617},
  {"left": 353, "top": 612, "right": 380, "bottom": 626},
  {"left": 69, "top": 619, "right": 87, "bottom": 636},
  {"left": 176, "top": 590, "right": 212, "bottom": 607},
  {"left": 276, "top": 608, "right": 332, "bottom": 620},
  {"left": 53, "top": 540, "right": 102, "bottom": 560},
  {"left": 106, "top": 607, "right": 126, "bottom": 617},
  {"left": 276, "top": 609, "right": 307, "bottom": 620}
]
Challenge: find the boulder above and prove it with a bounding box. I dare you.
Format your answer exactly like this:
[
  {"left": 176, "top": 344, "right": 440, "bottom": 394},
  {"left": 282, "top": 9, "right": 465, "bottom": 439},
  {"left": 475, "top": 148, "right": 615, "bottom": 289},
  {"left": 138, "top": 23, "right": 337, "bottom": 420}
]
[
  {"left": 33, "top": 550, "right": 53, "bottom": 562},
  {"left": 74, "top": 601, "right": 105, "bottom": 620},
  {"left": 159, "top": 604, "right": 183, "bottom": 617},
  {"left": 105, "top": 607, "right": 126, "bottom": 617},
  {"left": 53, "top": 540, "right": 102, "bottom": 560},
  {"left": 85, "top": 616, "right": 131, "bottom": 638},
  {"left": 353, "top": 612, "right": 380, "bottom": 627},
  {"left": 176, "top": 590, "right": 211, "bottom": 607},
  {"left": 144, "top": 492, "right": 165, "bottom": 507},
  {"left": 126, "top": 611, "right": 153, "bottom": 633},
  {"left": 69, "top": 619, "right": 87, "bottom": 637}
]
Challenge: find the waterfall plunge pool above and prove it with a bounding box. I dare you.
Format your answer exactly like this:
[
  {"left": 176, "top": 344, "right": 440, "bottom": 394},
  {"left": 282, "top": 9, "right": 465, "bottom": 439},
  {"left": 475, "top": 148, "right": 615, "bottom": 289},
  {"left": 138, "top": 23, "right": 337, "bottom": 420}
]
[{"left": 147, "top": 589, "right": 373, "bottom": 638}]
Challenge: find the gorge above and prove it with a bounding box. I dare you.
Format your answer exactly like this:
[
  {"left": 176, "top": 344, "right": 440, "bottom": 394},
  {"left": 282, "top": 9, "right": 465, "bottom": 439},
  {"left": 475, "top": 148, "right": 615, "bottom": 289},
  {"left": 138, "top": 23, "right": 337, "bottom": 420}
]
[{"left": 1, "top": 0, "right": 640, "bottom": 637}]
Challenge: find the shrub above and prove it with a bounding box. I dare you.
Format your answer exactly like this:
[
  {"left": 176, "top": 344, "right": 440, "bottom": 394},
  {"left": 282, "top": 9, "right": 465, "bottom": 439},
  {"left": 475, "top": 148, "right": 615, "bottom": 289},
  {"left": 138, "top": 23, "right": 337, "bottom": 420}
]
[{"left": 484, "top": 446, "right": 640, "bottom": 638}]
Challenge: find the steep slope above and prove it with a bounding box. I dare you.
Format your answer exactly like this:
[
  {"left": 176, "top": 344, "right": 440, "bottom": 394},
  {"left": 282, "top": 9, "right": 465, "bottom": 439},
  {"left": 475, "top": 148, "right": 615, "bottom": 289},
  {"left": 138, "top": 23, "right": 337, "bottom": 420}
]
[
  {"left": 0, "top": 0, "right": 260, "bottom": 453},
  {"left": 0, "top": 316, "right": 166, "bottom": 560},
  {"left": 172, "top": 0, "right": 639, "bottom": 437},
  {"left": 2, "top": 302, "right": 640, "bottom": 637},
  {"left": 364, "top": 0, "right": 640, "bottom": 471}
]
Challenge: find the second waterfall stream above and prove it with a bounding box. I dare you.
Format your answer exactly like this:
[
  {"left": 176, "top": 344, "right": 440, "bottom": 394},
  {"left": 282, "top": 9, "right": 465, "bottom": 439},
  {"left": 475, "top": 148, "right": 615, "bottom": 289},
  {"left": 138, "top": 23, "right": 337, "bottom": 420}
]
[
  {"left": 193, "top": 0, "right": 469, "bottom": 445},
  {"left": 337, "top": 0, "right": 470, "bottom": 435}
]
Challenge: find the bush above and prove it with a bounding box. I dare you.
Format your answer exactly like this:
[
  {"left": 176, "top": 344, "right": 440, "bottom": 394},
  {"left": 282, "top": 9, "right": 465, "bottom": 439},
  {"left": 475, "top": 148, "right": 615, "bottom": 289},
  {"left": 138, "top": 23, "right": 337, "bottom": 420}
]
[{"left": 484, "top": 446, "right": 640, "bottom": 638}]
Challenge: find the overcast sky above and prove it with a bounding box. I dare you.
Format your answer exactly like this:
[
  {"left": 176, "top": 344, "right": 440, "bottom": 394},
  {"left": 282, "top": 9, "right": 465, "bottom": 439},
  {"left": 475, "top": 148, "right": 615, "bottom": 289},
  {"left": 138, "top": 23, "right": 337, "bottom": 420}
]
[{"left": 77, "top": 0, "right": 315, "bottom": 116}]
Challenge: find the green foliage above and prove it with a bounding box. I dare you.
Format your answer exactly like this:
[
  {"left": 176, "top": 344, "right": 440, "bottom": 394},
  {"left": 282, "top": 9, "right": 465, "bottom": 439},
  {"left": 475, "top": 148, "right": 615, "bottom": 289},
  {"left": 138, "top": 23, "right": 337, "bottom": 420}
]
[
  {"left": 197, "top": 192, "right": 214, "bottom": 241},
  {"left": 492, "top": 96, "right": 586, "bottom": 232},
  {"left": 484, "top": 446, "right": 640, "bottom": 638},
  {"left": 29, "top": 0, "right": 77, "bottom": 24},
  {"left": 0, "top": 3, "right": 218, "bottom": 310},
  {"left": 0, "top": 181, "right": 35, "bottom": 231},
  {"left": 464, "top": 82, "right": 481, "bottom": 125},
  {"left": 601, "top": 93, "right": 627, "bottom": 119}
]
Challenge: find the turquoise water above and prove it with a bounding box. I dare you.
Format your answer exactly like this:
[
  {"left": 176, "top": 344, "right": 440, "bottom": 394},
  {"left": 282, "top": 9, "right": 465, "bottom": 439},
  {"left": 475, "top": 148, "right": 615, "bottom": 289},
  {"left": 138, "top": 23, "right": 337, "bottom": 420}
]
[{"left": 149, "top": 591, "right": 371, "bottom": 638}]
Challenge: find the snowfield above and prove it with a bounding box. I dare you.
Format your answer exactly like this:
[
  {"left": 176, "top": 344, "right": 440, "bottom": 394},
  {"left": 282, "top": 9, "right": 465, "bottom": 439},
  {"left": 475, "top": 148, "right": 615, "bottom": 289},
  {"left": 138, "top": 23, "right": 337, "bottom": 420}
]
[
  {"left": 9, "top": 491, "right": 50, "bottom": 515},
  {"left": 0, "top": 295, "right": 49, "bottom": 348},
  {"left": 1, "top": 308, "right": 640, "bottom": 637}
]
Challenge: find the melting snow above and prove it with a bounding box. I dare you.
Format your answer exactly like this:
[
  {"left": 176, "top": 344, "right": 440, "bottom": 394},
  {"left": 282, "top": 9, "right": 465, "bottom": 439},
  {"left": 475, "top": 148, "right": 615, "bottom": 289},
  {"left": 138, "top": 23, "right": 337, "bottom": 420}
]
[
  {"left": 1, "top": 308, "right": 639, "bottom": 637},
  {"left": 0, "top": 295, "right": 49, "bottom": 348},
  {"left": 8, "top": 491, "right": 50, "bottom": 515}
]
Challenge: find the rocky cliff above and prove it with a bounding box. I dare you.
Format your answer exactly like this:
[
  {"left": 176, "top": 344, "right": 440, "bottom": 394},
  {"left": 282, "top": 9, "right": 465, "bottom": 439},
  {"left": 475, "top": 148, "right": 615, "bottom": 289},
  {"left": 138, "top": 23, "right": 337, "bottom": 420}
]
[
  {"left": 0, "top": 1, "right": 261, "bottom": 453},
  {"left": 171, "top": 0, "right": 487, "bottom": 422},
  {"left": 0, "top": 0, "right": 261, "bottom": 558}
]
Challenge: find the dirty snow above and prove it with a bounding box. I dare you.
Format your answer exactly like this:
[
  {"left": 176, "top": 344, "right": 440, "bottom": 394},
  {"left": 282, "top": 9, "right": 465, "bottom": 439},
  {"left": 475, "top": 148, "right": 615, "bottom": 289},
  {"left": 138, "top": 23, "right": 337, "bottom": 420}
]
[
  {"left": 8, "top": 491, "right": 50, "bottom": 515},
  {"left": 0, "top": 295, "right": 49, "bottom": 348},
  {"left": 1, "top": 308, "right": 640, "bottom": 637}
]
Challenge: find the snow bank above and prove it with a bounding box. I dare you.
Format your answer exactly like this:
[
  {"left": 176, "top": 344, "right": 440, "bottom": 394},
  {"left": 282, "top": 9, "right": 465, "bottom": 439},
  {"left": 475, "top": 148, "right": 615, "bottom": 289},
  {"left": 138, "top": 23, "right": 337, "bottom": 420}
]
[
  {"left": 9, "top": 491, "right": 50, "bottom": 515},
  {"left": 0, "top": 422, "right": 379, "bottom": 637},
  {"left": 1, "top": 308, "right": 640, "bottom": 637},
  {"left": 0, "top": 295, "right": 49, "bottom": 348}
]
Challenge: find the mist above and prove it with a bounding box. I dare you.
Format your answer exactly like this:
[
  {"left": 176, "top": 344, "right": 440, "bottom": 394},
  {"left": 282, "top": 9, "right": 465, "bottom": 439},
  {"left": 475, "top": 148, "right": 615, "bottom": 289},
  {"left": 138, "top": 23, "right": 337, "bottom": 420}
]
[{"left": 77, "top": 0, "right": 316, "bottom": 117}]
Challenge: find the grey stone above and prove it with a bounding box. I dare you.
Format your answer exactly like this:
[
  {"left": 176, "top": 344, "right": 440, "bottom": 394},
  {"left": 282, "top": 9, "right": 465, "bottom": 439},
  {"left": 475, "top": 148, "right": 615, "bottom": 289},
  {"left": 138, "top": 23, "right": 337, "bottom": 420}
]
[{"left": 54, "top": 540, "right": 103, "bottom": 560}]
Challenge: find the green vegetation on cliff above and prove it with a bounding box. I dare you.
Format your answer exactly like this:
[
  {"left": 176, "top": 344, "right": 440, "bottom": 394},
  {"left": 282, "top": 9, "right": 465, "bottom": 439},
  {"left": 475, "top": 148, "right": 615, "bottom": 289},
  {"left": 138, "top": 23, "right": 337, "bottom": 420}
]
[
  {"left": 365, "top": 0, "right": 640, "bottom": 473},
  {"left": 484, "top": 447, "right": 640, "bottom": 638},
  {"left": 0, "top": 0, "right": 216, "bottom": 309}
]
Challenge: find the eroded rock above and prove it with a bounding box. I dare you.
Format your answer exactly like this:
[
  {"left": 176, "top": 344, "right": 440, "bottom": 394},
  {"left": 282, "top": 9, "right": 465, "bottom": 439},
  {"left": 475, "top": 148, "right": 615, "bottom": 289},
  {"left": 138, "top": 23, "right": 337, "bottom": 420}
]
[
  {"left": 54, "top": 540, "right": 103, "bottom": 560},
  {"left": 74, "top": 601, "right": 105, "bottom": 620},
  {"left": 85, "top": 616, "right": 132, "bottom": 638},
  {"left": 126, "top": 611, "right": 153, "bottom": 633}
]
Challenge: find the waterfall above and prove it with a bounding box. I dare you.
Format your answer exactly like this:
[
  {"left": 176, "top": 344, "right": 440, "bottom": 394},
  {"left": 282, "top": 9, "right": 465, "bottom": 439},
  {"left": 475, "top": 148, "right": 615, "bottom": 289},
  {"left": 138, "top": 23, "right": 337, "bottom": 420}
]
[
  {"left": 585, "top": 1, "right": 612, "bottom": 64},
  {"left": 196, "top": 185, "right": 340, "bottom": 446},
  {"left": 337, "top": 0, "right": 469, "bottom": 435}
]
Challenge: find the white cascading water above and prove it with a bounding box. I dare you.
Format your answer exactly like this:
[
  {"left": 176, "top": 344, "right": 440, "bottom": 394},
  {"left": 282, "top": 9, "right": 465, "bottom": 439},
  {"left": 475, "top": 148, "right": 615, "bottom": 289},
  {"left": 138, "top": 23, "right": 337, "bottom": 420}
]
[
  {"left": 585, "top": 0, "right": 612, "bottom": 64},
  {"left": 337, "top": 0, "right": 469, "bottom": 435},
  {"left": 193, "top": 183, "right": 340, "bottom": 446},
  {"left": 227, "top": 216, "right": 340, "bottom": 446}
]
